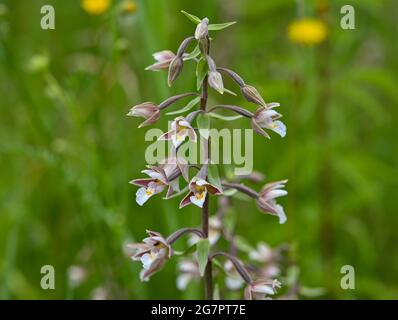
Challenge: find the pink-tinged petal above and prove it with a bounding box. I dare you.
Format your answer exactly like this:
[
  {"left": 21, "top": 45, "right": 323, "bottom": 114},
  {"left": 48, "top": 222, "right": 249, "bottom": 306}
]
[
  {"left": 177, "top": 159, "right": 189, "bottom": 182},
  {"left": 256, "top": 109, "right": 279, "bottom": 124},
  {"left": 146, "top": 230, "right": 163, "bottom": 238},
  {"left": 260, "top": 180, "right": 288, "bottom": 194},
  {"left": 251, "top": 119, "right": 270, "bottom": 139},
  {"left": 158, "top": 130, "right": 173, "bottom": 141},
  {"left": 139, "top": 255, "right": 166, "bottom": 282},
  {"left": 145, "top": 60, "right": 172, "bottom": 71},
  {"left": 127, "top": 102, "right": 158, "bottom": 118},
  {"left": 179, "top": 192, "right": 194, "bottom": 208},
  {"left": 187, "top": 128, "right": 197, "bottom": 142},
  {"left": 263, "top": 189, "right": 288, "bottom": 201},
  {"left": 153, "top": 50, "right": 175, "bottom": 62},
  {"left": 206, "top": 183, "right": 223, "bottom": 195},
  {"left": 267, "top": 102, "right": 280, "bottom": 109},
  {"left": 138, "top": 110, "right": 160, "bottom": 128},
  {"left": 256, "top": 198, "right": 278, "bottom": 214},
  {"left": 141, "top": 170, "right": 165, "bottom": 183},
  {"left": 129, "top": 178, "right": 153, "bottom": 187}
]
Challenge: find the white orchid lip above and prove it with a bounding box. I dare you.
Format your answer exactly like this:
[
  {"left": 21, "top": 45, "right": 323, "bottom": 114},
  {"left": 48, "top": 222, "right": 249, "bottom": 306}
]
[
  {"left": 130, "top": 164, "right": 184, "bottom": 206},
  {"left": 179, "top": 177, "right": 222, "bottom": 209}
]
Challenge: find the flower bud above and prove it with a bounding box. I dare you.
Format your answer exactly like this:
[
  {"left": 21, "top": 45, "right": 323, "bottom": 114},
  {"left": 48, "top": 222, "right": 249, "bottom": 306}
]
[
  {"left": 241, "top": 85, "right": 266, "bottom": 106},
  {"left": 168, "top": 56, "right": 184, "bottom": 86},
  {"left": 146, "top": 50, "right": 175, "bottom": 71},
  {"left": 127, "top": 102, "right": 160, "bottom": 127},
  {"left": 208, "top": 71, "right": 224, "bottom": 94},
  {"left": 195, "top": 18, "right": 209, "bottom": 40}
]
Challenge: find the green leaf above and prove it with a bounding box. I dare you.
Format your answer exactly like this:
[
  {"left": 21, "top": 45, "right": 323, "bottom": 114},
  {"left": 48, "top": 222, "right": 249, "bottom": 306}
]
[
  {"left": 196, "top": 58, "right": 208, "bottom": 91},
  {"left": 184, "top": 45, "right": 201, "bottom": 60},
  {"left": 166, "top": 97, "right": 200, "bottom": 115},
  {"left": 196, "top": 113, "right": 210, "bottom": 140},
  {"left": 208, "top": 21, "right": 237, "bottom": 31},
  {"left": 196, "top": 238, "right": 210, "bottom": 276},
  {"left": 207, "top": 164, "right": 223, "bottom": 191},
  {"left": 174, "top": 242, "right": 197, "bottom": 256},
  {"left": 224, "top": 88, "right": 237, "bottom": 96},
  {"left": 181, "top": 10, "right": 201, "bottom": 24},
  {"left": 208, "top": 112, "right": 243, "bottom": 121}
]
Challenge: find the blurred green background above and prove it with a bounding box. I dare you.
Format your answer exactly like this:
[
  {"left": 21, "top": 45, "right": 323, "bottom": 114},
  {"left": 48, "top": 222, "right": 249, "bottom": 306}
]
[{"left": 0, "top": 0, "right": 397, "bottom": 299}]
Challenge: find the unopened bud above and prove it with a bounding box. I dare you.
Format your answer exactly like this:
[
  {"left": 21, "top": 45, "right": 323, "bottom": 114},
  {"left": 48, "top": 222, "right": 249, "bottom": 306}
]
[
  {"left": 208, "top": 71, "right": 224, "bottom": 94},
  {"left": 168, "top": 56, "right": 184, "bottom": 87},
  {"left": 195, "top": 18, "right": 209, "bottom": 40},
  {"left": 241, "top": 85, "right": 266, "bottom": 106}
]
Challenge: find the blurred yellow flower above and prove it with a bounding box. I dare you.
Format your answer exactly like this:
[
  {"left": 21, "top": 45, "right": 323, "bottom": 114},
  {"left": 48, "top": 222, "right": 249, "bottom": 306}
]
[
  {"left": 288, "top": 18, "right": 328, "bottom": 45},
  {"left": 81, "top": 0, "right": 111, "bottom": 15},
  {"left": 122, "top": 0, "right": 137, "bottom": 13}
]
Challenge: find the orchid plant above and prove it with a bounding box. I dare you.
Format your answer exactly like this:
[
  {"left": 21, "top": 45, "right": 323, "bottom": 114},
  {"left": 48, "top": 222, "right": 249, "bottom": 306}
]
[{"left": 126, "top": 11, "right": 289, "bottom": 300}]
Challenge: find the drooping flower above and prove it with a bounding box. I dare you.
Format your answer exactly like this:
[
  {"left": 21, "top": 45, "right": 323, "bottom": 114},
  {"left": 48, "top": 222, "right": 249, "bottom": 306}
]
[
  {"left": 176, "top": 258, "right": 200, "bottom": 290},
  {"left": 127, "top": 102, "right": 160, "bottom": 128},
  {"left": 256, "top": 179, "right": 288, "bottom": 224},
  {"left": 128, "top": 230, "right": 173, "bottom": 282},
  {"left": 131, "top": 162, "right": 184, "bottom": 206},
  {"left": 251, "top": 103, "right": 286, "bottom": 138},
  {"left": 158, "top": 116, "right": 197, "bottom": 148},
  {"left": 244, "top": 279, "right": 281, "bottom": 300},
  {"left": 224, "top": 260, "right": 245, "bottom": 290},
  {"left": 188, "top": 216, "right": 222, "bottom": 246},
  {"left": 81, "top": 0, "right": 111, "bottom": 15},
  {"left": 145, "top": 50, "right": 176, "bottom": 71},
  {"left": 179, "top": 177, "right": 223, "bottom": 208},
  {"left": 288, "top": 18, "right": 328, "bottom": 45}
]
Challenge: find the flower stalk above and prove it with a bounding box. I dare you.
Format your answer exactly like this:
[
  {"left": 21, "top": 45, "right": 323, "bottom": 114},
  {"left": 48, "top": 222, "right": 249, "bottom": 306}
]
[{"left": 126, "top": 10, "right": 289, "bottom": 300}]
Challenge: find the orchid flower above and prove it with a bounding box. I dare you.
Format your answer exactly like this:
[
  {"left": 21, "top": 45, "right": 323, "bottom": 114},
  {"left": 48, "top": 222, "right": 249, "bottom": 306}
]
[
  {"left": 256, "top": 179, "right": 288, "bottom": 224},
  {"left": 128, "top": 230, "right": 173, "bottom": 282},
  {"left": 130, "top": 162, "right": 184, "bottom": 206},
  {"left": 159, "top": 116, "right": 197, "bottom": 148},
  {"left": 251, "top": 103, "right": 286, "bottom": 138},
  {"left": 145, "top": 50, "right": 176, "bottom": 71},
  {"left": 180, "top": 176, "right": 222, "bottom": 209}
]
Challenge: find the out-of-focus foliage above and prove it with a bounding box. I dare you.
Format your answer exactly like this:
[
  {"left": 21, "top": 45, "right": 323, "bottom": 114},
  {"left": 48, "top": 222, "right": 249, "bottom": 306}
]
[{"left": 0, "top": 0, "right": 397, "bottom": 299}]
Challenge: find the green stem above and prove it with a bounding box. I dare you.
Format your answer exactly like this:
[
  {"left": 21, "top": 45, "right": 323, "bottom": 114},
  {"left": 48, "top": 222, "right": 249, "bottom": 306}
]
[{"left": 200, "top": 75, "right": 213, "bottom": 300}]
